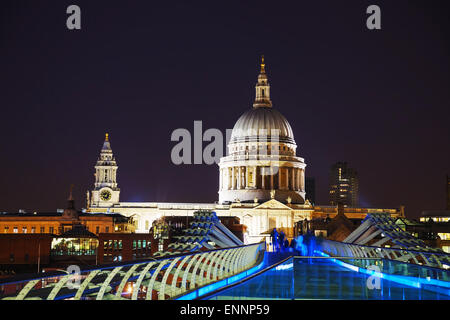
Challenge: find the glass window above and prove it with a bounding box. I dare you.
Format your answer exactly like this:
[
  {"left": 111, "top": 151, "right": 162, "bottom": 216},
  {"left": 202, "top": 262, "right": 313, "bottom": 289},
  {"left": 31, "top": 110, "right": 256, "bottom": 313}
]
[
  {"left": 96, "top": 226, "right": 100, "bottom": 234},
  {"left": 106, "top": 227, "right": 109, "bottom": 233},
  {"left": 49, "top": 227, "right": 54, "bottom": 234},
  {"left": 40, "top": 227, "right": 45, "bottom": 233},
  {"left": 22, "top": 227, "right": 27, "bottom": 233},
  {"left": 4, "top": 226, "right": 9, "bottom": 233},
  {"left": 438, "top": 233, "right": 450, "bottom": 240},
  {"left": 31, "top": 227, "right": 36, "bottom": 234}
]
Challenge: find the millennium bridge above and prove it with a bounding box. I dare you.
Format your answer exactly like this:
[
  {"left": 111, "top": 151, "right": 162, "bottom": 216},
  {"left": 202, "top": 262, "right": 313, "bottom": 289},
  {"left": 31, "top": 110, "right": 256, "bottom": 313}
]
[{"left": 1, "top": 211, "right": 449, "bottom": 300}]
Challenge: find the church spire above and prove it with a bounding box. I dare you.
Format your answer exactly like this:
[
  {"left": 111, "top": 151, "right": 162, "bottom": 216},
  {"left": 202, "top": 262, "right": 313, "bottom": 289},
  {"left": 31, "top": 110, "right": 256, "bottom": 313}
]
[
  {"left": 253, "top": 55, "right": 272, "bottom": 108},
  {"left": 260, "top": 55, "right": 266, "bottom": 74},
  {"left": 102, "top": 132, "right": 111, "bottom": 150},
  {"left": 62, "top": 184, "right": 78, "bottom": 219},
  {"left": 89, "top": 133, "right": 120, "bottom": 208}
]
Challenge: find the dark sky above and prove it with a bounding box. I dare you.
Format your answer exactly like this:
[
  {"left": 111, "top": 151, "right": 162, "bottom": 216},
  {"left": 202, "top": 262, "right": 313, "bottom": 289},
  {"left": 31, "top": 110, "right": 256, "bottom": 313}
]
[{"left": 0, "top": 1, "right": 449, "bottom": 219}]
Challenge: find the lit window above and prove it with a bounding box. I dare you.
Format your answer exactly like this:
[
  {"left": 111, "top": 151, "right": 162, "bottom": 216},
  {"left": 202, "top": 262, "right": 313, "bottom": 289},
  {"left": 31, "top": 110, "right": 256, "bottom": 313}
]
[
  {"left": 438, "top": 233, "right": 450, "bottom": 240},
  {"left": 22, "top": 227, "right": 27, "bottom": 234}
]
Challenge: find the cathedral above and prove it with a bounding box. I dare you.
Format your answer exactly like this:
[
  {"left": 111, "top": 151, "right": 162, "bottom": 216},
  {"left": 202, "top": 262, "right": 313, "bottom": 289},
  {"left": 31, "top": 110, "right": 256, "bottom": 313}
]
[{"left": 87, "top": 58, "right": 402, "bottom": 244}]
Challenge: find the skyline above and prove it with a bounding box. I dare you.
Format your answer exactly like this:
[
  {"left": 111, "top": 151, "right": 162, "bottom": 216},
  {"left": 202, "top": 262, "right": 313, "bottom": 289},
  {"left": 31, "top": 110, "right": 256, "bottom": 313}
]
[{"left": 0, "top": 1, "right": 449, "bottom": 218}]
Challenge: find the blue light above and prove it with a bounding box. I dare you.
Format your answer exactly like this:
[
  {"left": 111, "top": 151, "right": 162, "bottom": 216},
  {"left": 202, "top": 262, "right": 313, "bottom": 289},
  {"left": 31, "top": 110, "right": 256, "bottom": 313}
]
[
  {"left": 178, "top": 291, "right": 197, "bottom": 300},
  {"left": 275, "top": 263, "right": 294, "bottom": 271},
  {"left": 175, "top": 259, "right": 265, "bottom": 300},
  {"left": 313, "top": 250, "right": 426, "bottom": 290}
]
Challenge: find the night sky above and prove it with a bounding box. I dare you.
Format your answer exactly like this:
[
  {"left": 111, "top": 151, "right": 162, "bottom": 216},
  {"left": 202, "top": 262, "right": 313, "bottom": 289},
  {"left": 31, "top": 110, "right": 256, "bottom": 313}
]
[{"left": 0, "top": 1, "right": 449, "bottom": 219}]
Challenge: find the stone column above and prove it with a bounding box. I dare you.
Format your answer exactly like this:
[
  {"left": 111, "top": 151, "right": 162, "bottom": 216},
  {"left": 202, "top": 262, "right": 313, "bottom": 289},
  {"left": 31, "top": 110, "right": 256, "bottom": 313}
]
[
  {"left": 244, "top": 167, "right": 248, "bottom": 188},
  {"left": 231, "top": 167, "right": 236, "bottom": 190},
  {"left": 291, "top": 167, "right": 295, "bottom": 191},
  {"left": 296, "top": 168, "right": 300, "bottom": 191},
  {"left": 253, "top": 166, "right": 257, "bottom": 188},
  {"left": 300, "top": 169, "right": 304, "bottom": 191},
  {"left": 238, "top": 167, "right": 242, "bottom": 189},
  {"left": 225, "top": 168, "right": 228, "bottom": 190}
]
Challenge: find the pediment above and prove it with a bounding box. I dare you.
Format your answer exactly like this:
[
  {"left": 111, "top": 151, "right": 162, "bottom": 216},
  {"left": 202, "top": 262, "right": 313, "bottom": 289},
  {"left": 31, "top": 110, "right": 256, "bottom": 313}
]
[{"left": 254, "top": 199, "right": 292, "bottom": 210}]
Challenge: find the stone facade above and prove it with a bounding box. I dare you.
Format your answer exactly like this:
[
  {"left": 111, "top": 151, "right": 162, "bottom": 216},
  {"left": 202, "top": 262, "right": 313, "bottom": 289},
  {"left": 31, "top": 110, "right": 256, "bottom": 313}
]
[{"left": 87, "top": 59, "right": 404, "bottom": 244}]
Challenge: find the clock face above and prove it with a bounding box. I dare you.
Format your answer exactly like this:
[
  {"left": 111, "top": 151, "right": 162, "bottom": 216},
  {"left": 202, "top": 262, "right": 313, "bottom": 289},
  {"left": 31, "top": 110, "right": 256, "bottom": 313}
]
[{"left": 100, "top": 190, "right": 112, "bottom": 201}]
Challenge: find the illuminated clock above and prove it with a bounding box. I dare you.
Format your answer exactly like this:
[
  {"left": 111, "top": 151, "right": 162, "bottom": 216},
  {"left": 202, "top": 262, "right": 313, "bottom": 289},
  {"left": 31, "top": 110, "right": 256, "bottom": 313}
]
[{"left": 100, "top": 190, "right": 112, "bottom": 201}]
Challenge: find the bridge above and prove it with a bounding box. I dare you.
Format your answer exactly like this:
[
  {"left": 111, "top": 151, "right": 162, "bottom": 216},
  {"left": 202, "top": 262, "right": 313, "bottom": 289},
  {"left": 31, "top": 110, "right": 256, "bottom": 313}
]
[
  {"left": 1, "top": 211, "right": 449, "bottom": 300},
  {"left": 322, "top": 212, "right": 450, "bottom": 268},
  {"left": 0, "top": 210, "right": 266, "bottom": 300}
]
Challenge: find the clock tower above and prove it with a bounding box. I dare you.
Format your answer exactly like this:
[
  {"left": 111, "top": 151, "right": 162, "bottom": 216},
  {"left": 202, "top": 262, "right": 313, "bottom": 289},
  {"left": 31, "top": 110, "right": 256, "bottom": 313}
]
[{"left": 89, "top": 133, "right": 120, "bottom": 208}]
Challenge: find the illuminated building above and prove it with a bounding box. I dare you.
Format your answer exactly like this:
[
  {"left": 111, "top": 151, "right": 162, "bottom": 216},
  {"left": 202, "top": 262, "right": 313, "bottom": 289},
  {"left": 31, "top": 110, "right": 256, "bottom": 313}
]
[
  {"left": 218, "top": 56, "right": 306, "bottom": 204},
  {"left": 88, "top": 133, "right": 121, "bottom": 207},
  {"left": 87, "top": 59, "right": 403, "bottom": 243},
  {"left": 0, "top": 190, "right": 144, "bottom": 273},
  {"left": 0, "top": 188, "right": 135, "bottom": 236},
  {"left": 419, "top": 211, "right": 450, "bottom": 253},
  {"left": 329, "top": 162, "right": 359, "bottom": 207}
]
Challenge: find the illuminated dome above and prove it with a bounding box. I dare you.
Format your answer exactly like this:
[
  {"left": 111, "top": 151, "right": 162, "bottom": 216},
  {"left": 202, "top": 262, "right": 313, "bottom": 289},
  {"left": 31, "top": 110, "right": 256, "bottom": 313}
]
[
  {"left": 218, "top": 56, "right": 307, "bottom": 205},
  {"left": 230, "top": 107, "right": 295, "bottom": 145}
]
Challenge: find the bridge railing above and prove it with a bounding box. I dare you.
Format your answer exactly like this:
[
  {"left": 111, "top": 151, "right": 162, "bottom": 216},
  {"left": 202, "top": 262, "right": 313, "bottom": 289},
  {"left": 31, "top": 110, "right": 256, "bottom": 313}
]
[
  {"left": 312, "top": 237, "right": 450, "bottom": 270},
  {"left": 0, "top": 242, "right": 265, "bottom": 300}
]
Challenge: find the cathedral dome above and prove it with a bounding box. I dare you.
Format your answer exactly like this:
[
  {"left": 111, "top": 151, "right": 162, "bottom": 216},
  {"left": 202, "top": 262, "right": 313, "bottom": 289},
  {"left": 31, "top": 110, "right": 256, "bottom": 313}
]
[
  {"left": 230, "top": 107, "right": 295, "bottom": 145},
  {"left": 218, "top": 56, "right": 306, "bottom": 205}
]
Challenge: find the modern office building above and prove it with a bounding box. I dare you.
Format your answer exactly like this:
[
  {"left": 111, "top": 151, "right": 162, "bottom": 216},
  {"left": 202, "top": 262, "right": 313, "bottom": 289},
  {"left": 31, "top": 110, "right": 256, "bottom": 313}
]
[{"left": 329, "top": 162, "right": 359, "bottom": 207}]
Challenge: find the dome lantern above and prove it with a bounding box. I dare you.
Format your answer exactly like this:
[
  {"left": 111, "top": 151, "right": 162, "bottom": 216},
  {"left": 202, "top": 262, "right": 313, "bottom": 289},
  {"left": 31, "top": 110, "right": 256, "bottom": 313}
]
[
  {"left": 253, "top": 55, "right": 272, "bottom": 108},
  {"left": 218, "top": 57, "right": 307, "bottom": 205}
]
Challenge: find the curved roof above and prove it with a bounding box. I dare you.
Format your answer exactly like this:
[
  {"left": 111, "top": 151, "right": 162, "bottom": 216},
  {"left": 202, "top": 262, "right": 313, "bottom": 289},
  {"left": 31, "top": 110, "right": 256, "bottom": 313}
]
[{"left": 230, "top": 107, "right": 295, "bottom": 144}]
